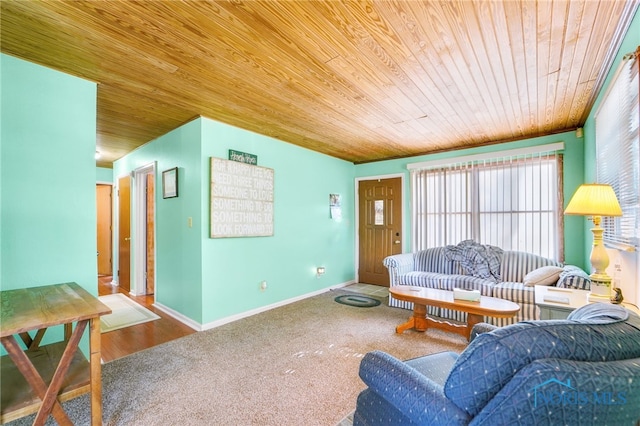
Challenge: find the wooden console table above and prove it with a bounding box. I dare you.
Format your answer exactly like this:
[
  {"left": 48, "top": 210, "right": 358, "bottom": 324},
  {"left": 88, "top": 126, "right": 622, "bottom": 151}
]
[{"left": 1, "top": 282, "right": 111, "bottom": 425}]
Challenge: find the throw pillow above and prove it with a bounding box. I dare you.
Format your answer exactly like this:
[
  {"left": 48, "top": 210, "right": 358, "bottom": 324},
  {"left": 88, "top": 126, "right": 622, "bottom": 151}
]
[
  {"left": 556, "top": 265, "right": 591, "bottom": 290},
  {"left": 523, "top": 265, "right": 564, "bottom": 287}
]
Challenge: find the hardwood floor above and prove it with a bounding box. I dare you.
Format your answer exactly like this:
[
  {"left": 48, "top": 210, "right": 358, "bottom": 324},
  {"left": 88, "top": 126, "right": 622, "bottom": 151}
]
[{"left": 98, "top": 275, "right": 196, "bottom": 362}]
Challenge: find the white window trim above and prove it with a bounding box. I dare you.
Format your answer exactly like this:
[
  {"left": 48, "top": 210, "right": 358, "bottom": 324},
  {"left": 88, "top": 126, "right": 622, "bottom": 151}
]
[
  {"left": 595, "top": 50, "right": 639, "bottom": 250},
  {"left": 410, "top": 149, "right": 563, "bottom": 259},
  {"left": 407, "top": 142, "right": 565, "bottom": 171}
]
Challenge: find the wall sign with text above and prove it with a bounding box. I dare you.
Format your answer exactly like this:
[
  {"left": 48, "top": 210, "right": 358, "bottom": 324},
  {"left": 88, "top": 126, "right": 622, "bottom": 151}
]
[
  {"left": 228, "top": 149, "right": 258, "bottom": 165},
  {"left": 210, "top": 157, "right": 274, "bottom": 238}
]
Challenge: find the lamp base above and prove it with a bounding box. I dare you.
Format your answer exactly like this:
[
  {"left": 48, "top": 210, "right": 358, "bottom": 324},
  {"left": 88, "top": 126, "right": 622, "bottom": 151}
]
[
  {"left": 588, "top": 292, "right": 612, "bottom": 303},
  {"left": 589, "top": 274, "right": 612, "bottom": 299}
]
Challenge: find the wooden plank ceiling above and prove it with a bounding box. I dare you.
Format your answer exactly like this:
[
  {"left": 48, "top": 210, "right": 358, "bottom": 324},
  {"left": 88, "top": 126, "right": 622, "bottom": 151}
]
[{"left": 1, "top": 1, "right": 638, "bottom": 168}]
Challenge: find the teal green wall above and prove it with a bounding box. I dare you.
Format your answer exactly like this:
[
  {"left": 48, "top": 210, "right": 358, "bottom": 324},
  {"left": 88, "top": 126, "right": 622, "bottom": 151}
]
[
  {"left": 200, "top": 119, "right": 355, "bottom": 323},
  {"left": 114, "top": 119, "right": 204, "bottom": 323},
  {"left": 96, "top": 167, "right": 113, "bottom": 183},
  {"left": 583, "top": 6, "right": 640, "bottom": 263},
  {"left": 355, "top": 132, "right": 586, "bottom": 267},
  {"left": 1, "top": 54, "right": 97, "bottom": 291},
  {"left": 1, "top": 54, "right": 97, "bottom": 352},
  {"left": 114, "top": 117, "right": 355, "bottom": 325}
]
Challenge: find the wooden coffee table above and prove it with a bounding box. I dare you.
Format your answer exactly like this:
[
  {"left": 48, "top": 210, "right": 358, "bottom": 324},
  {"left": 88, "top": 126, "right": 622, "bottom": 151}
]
[{"left": 389, "top": 286, "right": 520, "bottom": 340}]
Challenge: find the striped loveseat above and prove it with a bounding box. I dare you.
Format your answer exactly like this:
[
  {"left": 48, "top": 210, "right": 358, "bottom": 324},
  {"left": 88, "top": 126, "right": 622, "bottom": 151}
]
[{"left": 383, "top": 243, "right": 590, "bottom": 326}]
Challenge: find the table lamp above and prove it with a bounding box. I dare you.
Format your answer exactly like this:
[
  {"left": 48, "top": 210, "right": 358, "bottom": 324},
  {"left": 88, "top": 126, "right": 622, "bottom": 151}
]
[{"left": 564, "top": 184, "right": 622, "bottom": 299}]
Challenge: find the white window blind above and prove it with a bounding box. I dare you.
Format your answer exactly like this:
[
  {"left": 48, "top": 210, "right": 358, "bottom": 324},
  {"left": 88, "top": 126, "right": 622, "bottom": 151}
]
[
  {"left": 595, "top": 49, "right": 640, "bottom": 249},
  {"left": 411, "top": 150, "right": 563, "bottom": 260}
]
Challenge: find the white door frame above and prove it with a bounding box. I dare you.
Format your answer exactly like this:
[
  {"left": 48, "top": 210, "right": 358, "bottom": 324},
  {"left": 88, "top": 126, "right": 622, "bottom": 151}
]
[
  {"left": 132, "top": 162, "right": 156, "bottom": 296},
  {"left": 354, "top": 173, "right": 406, "bottom": 283}
]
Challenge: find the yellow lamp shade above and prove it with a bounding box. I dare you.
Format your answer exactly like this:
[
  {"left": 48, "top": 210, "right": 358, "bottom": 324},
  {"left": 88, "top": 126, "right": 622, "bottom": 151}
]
[{"left": 564, "top": 184, "right": 622, "bottom": 217}]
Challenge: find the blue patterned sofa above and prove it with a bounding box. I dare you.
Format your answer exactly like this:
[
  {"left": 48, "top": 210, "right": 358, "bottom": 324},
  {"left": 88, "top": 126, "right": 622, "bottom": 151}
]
[
  {"left": 383, "top": 241, "right": 590, "bottom": 325},
  {"left": 354, "top": 303, "right": 640, "bottom": 425}
]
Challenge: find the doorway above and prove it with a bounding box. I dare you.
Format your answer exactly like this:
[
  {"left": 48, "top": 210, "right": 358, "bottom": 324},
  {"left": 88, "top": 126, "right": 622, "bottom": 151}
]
[
  {"left": 357, "top": 176, "right": 404, "bottom": 286},
  {"left": 99, "top": 165, "right": 175, "bottom": 363},
  {"left": 133, "top": 163, "right": 156, "bottom": 296}
]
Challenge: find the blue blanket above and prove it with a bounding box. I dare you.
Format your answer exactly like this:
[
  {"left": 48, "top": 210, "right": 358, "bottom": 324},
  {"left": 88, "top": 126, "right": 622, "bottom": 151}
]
[{"left": 444, "top": 240, "right": 503, "bottom": 282}]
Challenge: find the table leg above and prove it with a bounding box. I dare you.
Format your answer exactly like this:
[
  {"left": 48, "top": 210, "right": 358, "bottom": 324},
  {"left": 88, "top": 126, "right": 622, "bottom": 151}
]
[
  {"left": 31, "top": 329, "right": 47, "bottom": 350},
  {"left": 89, "top": 317, "right": 103, "bottom": 425},
  {"left": 34, "top": 320, "right": 87, "bottom": 425},
  {"left": 18, "top": 329, "right": 47, "bottom": 350},
  {"left": 466, "top": 313, "right": 484, "bottom": 340},
  {"left": 396, "top": 303, "right": 429, "bottom": 333},
  {"left": 395, "top": 305, "right": 486, "bottom": 341},
  {"left": 0, "top": 336, "right": 72, "bottom": 426},
  {"left": 19, "top": 332, "right": 33, "bottom": 348},
  {"left": 64, "top": 323, "right": 73, "bottom": 341}
]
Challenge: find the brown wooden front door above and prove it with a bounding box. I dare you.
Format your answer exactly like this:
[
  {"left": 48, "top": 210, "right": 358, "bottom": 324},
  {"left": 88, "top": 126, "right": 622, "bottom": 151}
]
[
  {"left": 96, "top": 184, "right": 112, "bottom": 275},
  {"left": 358, "top": 177, "right": 403, "bottom": 286},
  {"left": 118, "top": 175, "right": 131, "bottom": 293}
]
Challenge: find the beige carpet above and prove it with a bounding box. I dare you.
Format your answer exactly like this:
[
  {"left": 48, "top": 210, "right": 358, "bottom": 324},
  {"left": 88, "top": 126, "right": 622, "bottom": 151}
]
[
  {"left": 99, "top": 293, "right": 160, "bottom": 333},
  {"left": 9, "top": 288, "right": 467, "bottom": 426}
]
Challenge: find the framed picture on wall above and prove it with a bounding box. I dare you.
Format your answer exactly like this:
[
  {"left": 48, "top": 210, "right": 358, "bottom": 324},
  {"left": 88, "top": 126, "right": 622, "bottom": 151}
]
[{"left": 162, "top": 167, "right": 178, "bottom": 199}]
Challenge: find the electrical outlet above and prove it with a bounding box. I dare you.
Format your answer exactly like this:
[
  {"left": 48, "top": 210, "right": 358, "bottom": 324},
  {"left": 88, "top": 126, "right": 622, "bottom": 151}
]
[
  {"left": 187, "top": 217, "right": 193, "bottom": 228},
  {"left": 260, "top": 280, "right": 267, "bottom": 291}
]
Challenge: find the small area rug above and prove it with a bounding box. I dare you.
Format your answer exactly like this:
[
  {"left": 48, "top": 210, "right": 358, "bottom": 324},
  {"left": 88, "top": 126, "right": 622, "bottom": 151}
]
[
  {"left": 98, "top": 293, "right": 160, "bottom": 333},
  {"left": 334, "top": 294, "right": 381, "bottom": 308}
]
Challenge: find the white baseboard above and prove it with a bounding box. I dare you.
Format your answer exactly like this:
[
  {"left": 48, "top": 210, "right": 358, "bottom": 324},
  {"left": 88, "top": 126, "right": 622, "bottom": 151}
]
[
  {"left": 153, "top": 302, "right": 202, "bottom": 331},
  {"left": 328, "top": 280, "right": 355, "bottom": 291},
  {"left": 200, "top": 279, "right": 356, "bottom": 331},
  {"left": 153, "top": 279, "right": 356, "bottom": 332}
]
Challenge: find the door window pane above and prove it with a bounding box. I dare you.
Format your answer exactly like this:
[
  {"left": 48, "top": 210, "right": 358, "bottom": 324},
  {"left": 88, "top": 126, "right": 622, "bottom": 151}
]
[{"left": 374, "top": 200, "right": 384, "bottom": 225}]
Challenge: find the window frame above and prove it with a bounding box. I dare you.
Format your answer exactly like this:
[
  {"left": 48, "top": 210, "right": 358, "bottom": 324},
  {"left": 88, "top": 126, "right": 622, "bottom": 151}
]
[
  {"left": 410, "top": 147, "right": 564, "bottom": 260},
  {"left": 595, "top": 47, "right": 640, "bottom": 250}
]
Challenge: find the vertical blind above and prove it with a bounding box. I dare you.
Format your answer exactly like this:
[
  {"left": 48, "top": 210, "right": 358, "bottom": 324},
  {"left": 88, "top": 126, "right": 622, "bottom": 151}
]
[
  {"left": 411, "top": 151, "right": 563, "bottom": 260},
  {"left": 595, "top": 48, "right": 640, "bottom": 249}
]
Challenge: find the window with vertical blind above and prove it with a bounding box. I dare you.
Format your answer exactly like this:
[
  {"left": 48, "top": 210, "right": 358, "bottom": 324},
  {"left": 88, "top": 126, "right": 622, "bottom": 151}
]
[
  {"left": 595, "top": 48, "right": 639, "bottom": 249},
  {"left": 410, "top": 146, "right": 564, "bottom": 260}
]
